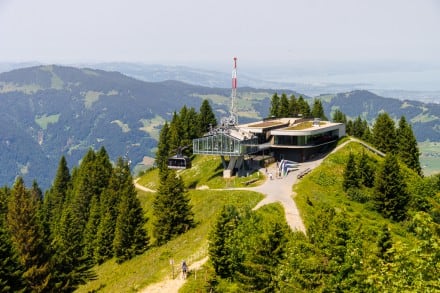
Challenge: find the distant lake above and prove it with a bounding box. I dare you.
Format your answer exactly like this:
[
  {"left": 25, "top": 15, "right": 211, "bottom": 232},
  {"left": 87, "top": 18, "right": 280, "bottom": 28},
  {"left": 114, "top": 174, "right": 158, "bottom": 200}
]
[{"left": 278, "top": 69, "right": 440, "bottom": 92}]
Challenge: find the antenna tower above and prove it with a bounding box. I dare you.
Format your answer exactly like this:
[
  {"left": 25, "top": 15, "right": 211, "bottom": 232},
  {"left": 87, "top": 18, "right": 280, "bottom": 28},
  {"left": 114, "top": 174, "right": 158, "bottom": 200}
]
[
  {"left": 221, "top": 57, "right": 238, "bottom": 127},
  {"left": 231, "top": 57, "right": 238, "bottom": 125}
]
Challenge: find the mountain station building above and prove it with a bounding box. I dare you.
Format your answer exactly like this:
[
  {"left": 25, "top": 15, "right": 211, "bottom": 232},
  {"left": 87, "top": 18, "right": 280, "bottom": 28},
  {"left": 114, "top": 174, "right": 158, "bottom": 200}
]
[{"left": 192, "top": 117, "right": 345, "bottom": 177}]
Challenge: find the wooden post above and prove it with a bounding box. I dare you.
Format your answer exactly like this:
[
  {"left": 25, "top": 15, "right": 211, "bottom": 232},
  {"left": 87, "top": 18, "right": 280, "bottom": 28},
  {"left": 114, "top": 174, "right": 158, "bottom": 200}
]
[{"left": 170, "top": 259, "right": 174, "bottom": 279}]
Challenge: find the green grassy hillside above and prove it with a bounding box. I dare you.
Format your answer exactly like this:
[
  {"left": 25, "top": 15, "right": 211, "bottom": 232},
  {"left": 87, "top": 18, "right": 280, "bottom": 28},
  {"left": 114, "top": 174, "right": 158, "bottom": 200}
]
[
  {"left": 295, "top": 142, "right": 403, "bottom": 235},
  {"left": 76, "top": 183, "right": 263, "bottom": 292},
  {"left": 180, "top": 140, "right": 440, "bottom": 291},
  {"left": 137, "top": 155, "right": 264, "bottom": 190}
]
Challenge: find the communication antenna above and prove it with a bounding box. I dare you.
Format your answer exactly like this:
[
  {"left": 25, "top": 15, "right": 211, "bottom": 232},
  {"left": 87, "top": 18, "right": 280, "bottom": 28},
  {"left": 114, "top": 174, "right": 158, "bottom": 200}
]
[
  {"left": 231, "top": 57, "right": 238, "bottom": 125},
  {"left": 221, "top": 57, "right": 238, "bottom": 127}
]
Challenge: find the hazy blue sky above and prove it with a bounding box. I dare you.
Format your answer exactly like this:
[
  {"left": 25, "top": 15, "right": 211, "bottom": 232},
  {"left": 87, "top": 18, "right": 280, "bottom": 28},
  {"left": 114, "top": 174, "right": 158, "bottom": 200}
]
[{"left": 1, "top": 0, "right": 439, "bottom": 69}]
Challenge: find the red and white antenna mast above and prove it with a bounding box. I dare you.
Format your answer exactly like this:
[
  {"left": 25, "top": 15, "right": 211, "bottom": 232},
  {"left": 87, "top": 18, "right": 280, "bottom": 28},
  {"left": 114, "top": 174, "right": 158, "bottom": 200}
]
[
  {"left": 220, "top": 57, "right": 239, "bottom": 127},
  {"left": 230, "top": 57, "right": 238, "bottom": 125}
]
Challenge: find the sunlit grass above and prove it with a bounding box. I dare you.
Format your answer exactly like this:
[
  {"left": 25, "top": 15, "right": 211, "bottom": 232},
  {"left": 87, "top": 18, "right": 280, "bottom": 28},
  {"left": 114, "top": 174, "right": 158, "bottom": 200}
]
[
  {"left": 135, "top": 155, "right": 265, "bottom": 191},
  {"left": 181, "top": 202, "right": 287, "bottom": 293},
  {"left": 293, "top": 140, "right": 411, "bottom": 245},
  {"left": 76, "top": 189, "right": 263, "bottom": 293}
]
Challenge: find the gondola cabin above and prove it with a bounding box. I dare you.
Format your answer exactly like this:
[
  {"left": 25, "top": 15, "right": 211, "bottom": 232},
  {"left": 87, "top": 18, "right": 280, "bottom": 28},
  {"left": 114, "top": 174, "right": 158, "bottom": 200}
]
[{"left": 167, "top": 155, "right": 191, "bottom": 169}]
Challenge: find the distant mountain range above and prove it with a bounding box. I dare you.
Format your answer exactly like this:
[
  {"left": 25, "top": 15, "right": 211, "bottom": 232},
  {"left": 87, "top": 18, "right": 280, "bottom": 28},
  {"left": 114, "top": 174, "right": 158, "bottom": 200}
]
[
  {"left": 0, "top": 65, "right": 438, "bottom": 189},
  {"left": 85, "top": 62, "right": 440, "bottom": 103}
]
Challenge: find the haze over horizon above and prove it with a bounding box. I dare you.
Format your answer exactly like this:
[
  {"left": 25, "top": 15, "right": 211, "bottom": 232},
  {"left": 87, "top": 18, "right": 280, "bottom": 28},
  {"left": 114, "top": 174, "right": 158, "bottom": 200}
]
[{"left": 1, "top": 0, "right": 440, "bottom": 92}]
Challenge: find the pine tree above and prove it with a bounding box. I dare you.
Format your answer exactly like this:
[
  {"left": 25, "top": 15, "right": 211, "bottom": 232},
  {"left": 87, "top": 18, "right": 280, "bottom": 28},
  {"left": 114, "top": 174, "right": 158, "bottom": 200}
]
[
  {"left": 95, "top": 147, "right": 113, "bottom": 192},
  {"left": 169, "top": 111, "right": 182, "bottom": 153},
  {"left": 209, "top": 205, "right": 241, "bottom": 278},
  {"left": 51, "top": 204, "right": 95, "bottom": 291},
  {"left": 69, "top": 149, "right": 97, "bottom": 232},
  {"left": 0, "top": 187, "right": 24, "bottom": 292},
  {"left": 346, "top": 120, "right": 353, "bottom": 135},
  {"left": 372, "top": 112, "right": 397, "bottom": 154},
  {"left": 352, "top": 116, "right": 366, "bottom": 138},
  {"left": 288, "top": 94, "right": 299, "bottom": 117},
  {"left": 82, "top": 148, "right": 113, "bottom": 259},
  {"left": 279, "top": 93, "right": 290, "bottom": 117},
  {"left": 182, "top": 106, "right": 199, "bottom": 150},
  {"left": 112, "top": 159, "right": 149, "bottom": 263},
  {"left": 152, "top": 169, "right": 194, "bottom": 245},
  {"left": 42, "top": 156, "right": 71, "bottom": 239},
  {"left": 0, "top": 217, "right": 24, "bottom": 292},
  {"left": 83, "top": 196, "right": 101, "bottom": 261},
  {"left": 68, "top": 148, "right": 112, "bottom": 249},
  {"left": 198, "top": 99, "right": 217, "bottom": 135},
  {"left": 238, "top": 222, "right": 288, "bottom": 292},
  {"left": 361, "top": 123, "right": 372, "bottom": 143},
  {"left": 358, "top": 151, "right": 375, "bottom": 188},
  {"left": 343, "top": 153, "right": 360, "bottom": 191},
  {"left": 311, "top": 99, "right": 328, "bottom": 120},
  {"left": 156, "top": 122, "right": 170, "bottom": 175},
  {"left": 373, "top": 154, "right": 409, "bottom": 221},
  {"left": 332, "top": 109, "right": 347, "bottom": 124},
  {"left": 95, "top": 158, "right": 136, "bottom": 263},
  {"left": 269, "top": 93, "right": 280, "bottom": 117},
  {"left": 396, "top": 116, "right": 422, "bottom": 175},
  {"left": 297, "top": 96, "right": 311, "bottom": 118},
  {"left": 6, "top": 177, "right": 51, "bottom": 291}
]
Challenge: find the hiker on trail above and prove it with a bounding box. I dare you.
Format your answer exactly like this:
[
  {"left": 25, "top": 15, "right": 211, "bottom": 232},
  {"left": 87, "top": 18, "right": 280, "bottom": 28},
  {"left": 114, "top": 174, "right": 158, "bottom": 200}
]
[
  {"left": 269, "top": 172, "right": 273, "bottom": 180},
  {"left": 182, "top": 260, "right": 188, "bottom": 279}
]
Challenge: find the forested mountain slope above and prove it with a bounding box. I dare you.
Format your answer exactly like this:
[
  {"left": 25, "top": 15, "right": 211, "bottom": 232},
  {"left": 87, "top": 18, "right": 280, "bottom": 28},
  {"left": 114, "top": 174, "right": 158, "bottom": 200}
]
[
  {"left": 0, "top": 65, "right": 273, "bottom": 188},
  {"left": 323, "top": 90, "right": 439, "bottom": 141},
  {"left": 0, "top": 65, "right": 438, "bottom": 189}
]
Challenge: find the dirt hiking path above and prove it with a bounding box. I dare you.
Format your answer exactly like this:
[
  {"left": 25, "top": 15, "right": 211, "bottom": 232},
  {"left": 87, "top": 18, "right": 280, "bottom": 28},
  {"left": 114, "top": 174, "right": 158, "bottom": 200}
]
[{"left": 139, "top": 257, "right": 208, "bottom": 293}]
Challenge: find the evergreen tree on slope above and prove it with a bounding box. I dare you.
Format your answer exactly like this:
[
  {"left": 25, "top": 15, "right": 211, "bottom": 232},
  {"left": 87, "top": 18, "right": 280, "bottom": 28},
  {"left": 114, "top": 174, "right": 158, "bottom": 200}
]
[
  {"left": 238, "top": 221, "right": 288, "bottom": 292},
  {"left": 332, "top": 109, "right": 347, "bottom": 124},
  {"left": 288, "top": 94, "right": 299, "bottom": 117},
  {"left": 372, "top": 112, "right": 397, "bottom": 154},
  {"left": 358, "top": 151, "right": 375, "bottom": 188},
  {"left": 152, "top": 169, "right": 194, "bottom": 245},
  {"left": 0, "top": 187, "right": 24, "bottom": 292},
  {"left": 112, "top": 158, "right": 149, "bottom": 263},
  {"left": 198, "top": 99, "right": 217, "bottom": 135},
  {"left": 343, "top": 152, "right": 360, "bottom": 191},
  {"left": 396, "top": 116, "right": 422, "bottom": 176},
  {"left": 269, "top": 93, "right": 280, "bottom": 117},
  {"left": 209, "top": 205, "right": 241, "bottom": 278},
  {"left": 7, "top": 177, "right": 51, "bottom": 291},
  {"left": 297, "top": 96, "right": 311, "bottom": 118},
  {"left": 42, "top": 156, "right": 71, "bottom": 239},
  {"left": 156, "top": 121, "right": 170, "bottom": 175},
  {"left": 311, "top": 99, "right": 328, "bottom": 120},
  {"left": 279, "top": 93, "right": 290, "bottom": 117},
  {"left": 373, "top": 154, "right": 409, "bottom": 221}
]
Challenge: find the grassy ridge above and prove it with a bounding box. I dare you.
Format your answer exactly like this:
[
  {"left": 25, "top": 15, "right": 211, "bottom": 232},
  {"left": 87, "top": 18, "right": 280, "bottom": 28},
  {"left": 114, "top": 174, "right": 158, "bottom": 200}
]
[
  {"left": 76, "top": 188, "right": 263, "bottom": 292},
  {"left": 136, "top": 155, "right": 265, "bottom": 191},
  {"left": 294, "top": 140, "right": 418, "bottom": 247}
]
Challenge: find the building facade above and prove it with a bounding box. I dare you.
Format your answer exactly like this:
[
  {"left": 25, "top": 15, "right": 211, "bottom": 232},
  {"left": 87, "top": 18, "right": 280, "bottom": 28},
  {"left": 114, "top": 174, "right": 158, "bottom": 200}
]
[{"left": 193, "top": 117, "right": 346, "bottom": 176}]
